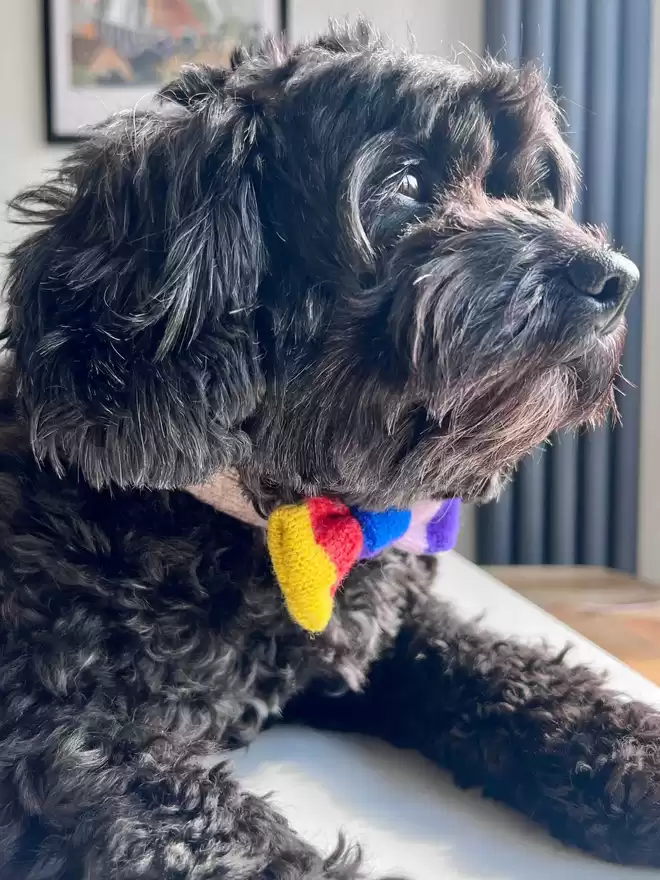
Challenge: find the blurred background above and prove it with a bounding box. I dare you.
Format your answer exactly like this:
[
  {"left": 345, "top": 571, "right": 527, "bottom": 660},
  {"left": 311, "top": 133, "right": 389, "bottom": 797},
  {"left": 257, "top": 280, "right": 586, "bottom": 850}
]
[{"left": 2, "top": 2, "right": 660, "bottom": 671}]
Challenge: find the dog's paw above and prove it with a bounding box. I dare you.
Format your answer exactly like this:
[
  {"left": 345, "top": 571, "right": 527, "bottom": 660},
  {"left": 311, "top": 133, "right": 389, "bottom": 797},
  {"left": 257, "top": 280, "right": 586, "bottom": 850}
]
[{"left": 542, "top": 700, "right": 660, "bottom": 866}]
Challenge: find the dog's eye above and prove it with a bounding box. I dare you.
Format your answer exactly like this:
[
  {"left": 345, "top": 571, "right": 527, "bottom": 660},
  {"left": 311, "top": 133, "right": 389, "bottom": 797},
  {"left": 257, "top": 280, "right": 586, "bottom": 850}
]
[{"left": 397, "top": 172, "right": 421, "bottom": 201}]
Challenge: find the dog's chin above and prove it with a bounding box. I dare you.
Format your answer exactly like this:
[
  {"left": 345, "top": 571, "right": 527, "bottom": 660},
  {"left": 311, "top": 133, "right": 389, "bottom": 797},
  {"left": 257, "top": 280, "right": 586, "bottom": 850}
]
[
  {"left": 251, "top": 320, "right": 625, "bottom": 515},
  {"left": 380, "top": 328, "right": 624, "bottom": 511},
  {"left": 439, "top": 473, "right": 505, "bottom": 506}
]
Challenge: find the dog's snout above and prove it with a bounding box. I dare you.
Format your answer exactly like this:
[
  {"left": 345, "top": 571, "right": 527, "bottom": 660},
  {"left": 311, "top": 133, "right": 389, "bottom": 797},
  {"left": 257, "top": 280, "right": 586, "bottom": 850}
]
[{"left": 567, "top": 251, "right": 639, "bottom": 330}]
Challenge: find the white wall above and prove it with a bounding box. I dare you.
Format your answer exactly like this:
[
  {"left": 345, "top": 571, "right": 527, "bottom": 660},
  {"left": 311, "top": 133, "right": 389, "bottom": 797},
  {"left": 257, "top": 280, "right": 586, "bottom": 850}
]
[
  {"left": 0, "top": 1, "right": 481, "bottom": 560},
  {"left": 0, "top": 3, "right": 68, "bottom": 254},
  {"left": 289, "top": 0, "right": 483, "bottom": 59},
  {"left": 638, "top": 4, "right": 660, "bottom": 582}
]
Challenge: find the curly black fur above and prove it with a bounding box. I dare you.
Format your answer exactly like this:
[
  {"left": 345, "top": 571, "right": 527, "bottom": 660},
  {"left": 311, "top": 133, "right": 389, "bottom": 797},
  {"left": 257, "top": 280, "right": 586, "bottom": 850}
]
[{"left": 0, "top": 19, "right": 654, "bottom": 879}]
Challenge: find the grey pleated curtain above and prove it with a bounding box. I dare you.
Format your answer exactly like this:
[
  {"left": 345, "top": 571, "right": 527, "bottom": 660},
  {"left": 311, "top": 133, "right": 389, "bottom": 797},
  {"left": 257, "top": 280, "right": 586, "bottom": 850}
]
[{"left": 476, "top": 0, "right": 651, "bottom": 571}]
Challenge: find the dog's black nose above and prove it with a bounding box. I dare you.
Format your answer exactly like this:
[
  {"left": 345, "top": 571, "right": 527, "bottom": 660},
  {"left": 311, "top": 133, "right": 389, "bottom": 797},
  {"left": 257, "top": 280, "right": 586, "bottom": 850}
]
[{"left": 567, "top": 251, "right": 639, "bottom": 330}]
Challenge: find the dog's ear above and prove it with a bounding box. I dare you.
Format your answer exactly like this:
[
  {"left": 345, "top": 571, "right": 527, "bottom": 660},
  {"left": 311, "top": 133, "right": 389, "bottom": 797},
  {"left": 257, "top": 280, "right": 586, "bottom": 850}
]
[{"left": 4, "top": 66, "right": 265, "bottom": 489}]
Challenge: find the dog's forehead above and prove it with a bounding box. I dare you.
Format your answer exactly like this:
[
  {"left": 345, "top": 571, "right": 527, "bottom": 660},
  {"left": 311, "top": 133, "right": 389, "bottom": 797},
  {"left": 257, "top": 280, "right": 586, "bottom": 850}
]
[
  {"left": 287, "top": 49, "right": 470, "bottom": 111},
  {"left": 278, "top": 50, "right": 554, "bottom": 149}
]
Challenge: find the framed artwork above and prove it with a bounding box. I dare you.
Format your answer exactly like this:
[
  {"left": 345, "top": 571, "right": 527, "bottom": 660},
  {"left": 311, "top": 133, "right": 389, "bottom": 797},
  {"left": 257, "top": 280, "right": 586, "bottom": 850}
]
[{"left": 44, "top": 0, "right": 287, "bottom": 142}]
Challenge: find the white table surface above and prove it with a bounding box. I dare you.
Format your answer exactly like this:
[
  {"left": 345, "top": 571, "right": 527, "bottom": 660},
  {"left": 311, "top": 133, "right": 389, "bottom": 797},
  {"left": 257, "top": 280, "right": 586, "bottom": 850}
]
[{"left": 233, "top": 553, "right": 660, "bottom": 879}]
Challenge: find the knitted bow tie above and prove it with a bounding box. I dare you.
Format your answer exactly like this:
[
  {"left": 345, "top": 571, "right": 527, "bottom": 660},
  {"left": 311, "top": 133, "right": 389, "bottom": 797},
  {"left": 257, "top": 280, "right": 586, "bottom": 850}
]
[{"left": 266, "top": 498, "right": 461, "bottom": 633}]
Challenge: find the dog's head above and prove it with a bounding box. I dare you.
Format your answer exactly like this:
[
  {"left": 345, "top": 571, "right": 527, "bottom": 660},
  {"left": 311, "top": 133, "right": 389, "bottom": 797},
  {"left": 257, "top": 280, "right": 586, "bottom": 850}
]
[{"left": 4, "top": 22, "right": 638, "bottom": 509}]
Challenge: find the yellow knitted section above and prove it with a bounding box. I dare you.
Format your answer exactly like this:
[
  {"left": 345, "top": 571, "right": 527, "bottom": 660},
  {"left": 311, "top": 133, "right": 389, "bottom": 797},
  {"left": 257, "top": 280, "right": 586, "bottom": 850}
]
[{"left": 267, "top": 504, "right": 337, "bottom": 633}]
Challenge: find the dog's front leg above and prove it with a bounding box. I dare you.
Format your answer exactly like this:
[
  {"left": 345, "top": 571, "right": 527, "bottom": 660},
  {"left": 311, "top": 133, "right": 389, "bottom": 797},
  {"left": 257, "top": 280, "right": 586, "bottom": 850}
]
[
  {"left": 287, "top": 590, "right": 660, "bottom": 867},
  {"left": 1, "top": 730, "right": 367, "bottom": 880}
]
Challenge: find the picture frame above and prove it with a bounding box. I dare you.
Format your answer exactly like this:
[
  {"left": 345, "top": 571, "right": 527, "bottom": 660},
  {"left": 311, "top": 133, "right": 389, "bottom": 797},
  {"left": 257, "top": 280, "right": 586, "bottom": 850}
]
[{"left": 44, "top": 0, "right": 287, "bottom": 143}]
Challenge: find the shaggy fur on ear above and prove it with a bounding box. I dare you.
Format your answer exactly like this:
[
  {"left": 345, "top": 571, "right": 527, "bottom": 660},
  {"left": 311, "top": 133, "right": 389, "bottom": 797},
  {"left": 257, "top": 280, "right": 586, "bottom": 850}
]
[{"left": 4, "top": 67, "right": 266, "bottom": 490}]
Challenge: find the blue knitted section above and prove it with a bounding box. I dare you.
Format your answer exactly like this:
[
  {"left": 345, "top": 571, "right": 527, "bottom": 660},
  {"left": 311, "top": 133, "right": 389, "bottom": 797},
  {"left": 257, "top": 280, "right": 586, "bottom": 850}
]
[{"left": 353, "top": 508, "right": 411, "bottom": 559}]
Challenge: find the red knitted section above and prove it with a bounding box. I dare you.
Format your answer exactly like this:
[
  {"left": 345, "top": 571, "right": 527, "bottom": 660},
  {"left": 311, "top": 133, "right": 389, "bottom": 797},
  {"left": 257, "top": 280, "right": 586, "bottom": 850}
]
[{"left": 306, "top": 498, "right": 363, "bottom": 595}]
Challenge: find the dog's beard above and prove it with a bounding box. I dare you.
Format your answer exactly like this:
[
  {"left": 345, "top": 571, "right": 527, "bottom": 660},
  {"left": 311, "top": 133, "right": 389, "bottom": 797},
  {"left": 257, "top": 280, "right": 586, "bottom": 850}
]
[
  {"left": 251, "top": 317, "right": 623, "bottom": 512},
  {"left": 392, "top": 327, "right": 623, "bottom": 506}
]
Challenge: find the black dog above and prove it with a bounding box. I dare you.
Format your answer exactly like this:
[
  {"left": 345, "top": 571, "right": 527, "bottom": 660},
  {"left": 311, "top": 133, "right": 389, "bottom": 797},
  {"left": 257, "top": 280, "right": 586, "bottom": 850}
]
[{"left": 0, "top": 20, "right": 656, "bottom": 878}]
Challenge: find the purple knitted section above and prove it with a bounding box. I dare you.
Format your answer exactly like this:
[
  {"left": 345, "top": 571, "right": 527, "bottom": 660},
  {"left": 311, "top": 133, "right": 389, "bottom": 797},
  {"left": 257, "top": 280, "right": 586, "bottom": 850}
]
[
  {"left": 388, "top": 499, "right": 461, "bottom": 555},
  {"left": 425, "top": 499, "right": 461, "bottom": 553}
]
